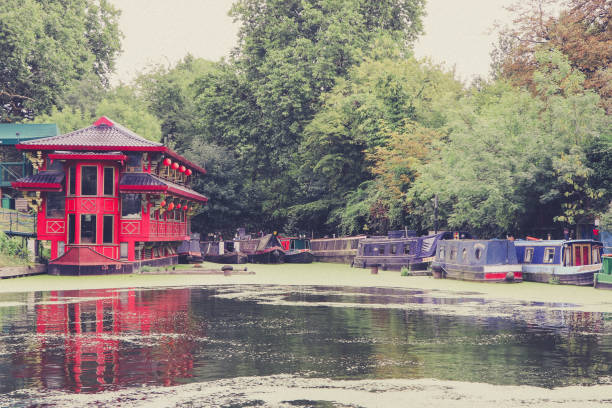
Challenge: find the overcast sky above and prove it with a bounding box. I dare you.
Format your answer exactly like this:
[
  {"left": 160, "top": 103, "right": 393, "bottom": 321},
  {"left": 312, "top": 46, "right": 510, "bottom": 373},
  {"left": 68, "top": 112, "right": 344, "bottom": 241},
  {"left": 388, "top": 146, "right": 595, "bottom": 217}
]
[{"left": 109, "top": 0, "right": 513, "bottom": 84}]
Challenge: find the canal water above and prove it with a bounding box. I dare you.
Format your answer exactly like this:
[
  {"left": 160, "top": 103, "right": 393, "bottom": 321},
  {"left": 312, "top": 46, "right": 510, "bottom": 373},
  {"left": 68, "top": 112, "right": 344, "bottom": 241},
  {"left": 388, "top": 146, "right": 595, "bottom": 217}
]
[{"left": 0, "top": 285, "right": 611, "bottom": 406}]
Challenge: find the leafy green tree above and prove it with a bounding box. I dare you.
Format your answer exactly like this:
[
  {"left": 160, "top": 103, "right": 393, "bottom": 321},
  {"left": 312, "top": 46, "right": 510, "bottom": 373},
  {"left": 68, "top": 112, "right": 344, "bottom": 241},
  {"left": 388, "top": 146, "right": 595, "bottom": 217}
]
[
  {"left": 0, "top": 0, "right": 121, "bottom": 121},
  {"left": 292, "top": 53, "right": 461, "bottom": 234},
  {"left": 32, "top": 85, "right": 161, "bottom": 140},
  {"left": 135, "top": 55, "right": 216, "bottom": 146},
  {"left": 191, "top": 0, "right": 427, "bottom": 232},
  {"left": 408, "top": 51, "right": 609, "bottom": 238}
]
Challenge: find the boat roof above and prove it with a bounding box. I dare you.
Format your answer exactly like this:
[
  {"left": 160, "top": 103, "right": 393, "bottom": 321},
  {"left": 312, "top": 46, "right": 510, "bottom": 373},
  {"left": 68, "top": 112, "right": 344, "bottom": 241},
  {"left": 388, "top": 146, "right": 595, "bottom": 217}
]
[{"left": 514, "top": 239, "right": 602, "bottom": 246}]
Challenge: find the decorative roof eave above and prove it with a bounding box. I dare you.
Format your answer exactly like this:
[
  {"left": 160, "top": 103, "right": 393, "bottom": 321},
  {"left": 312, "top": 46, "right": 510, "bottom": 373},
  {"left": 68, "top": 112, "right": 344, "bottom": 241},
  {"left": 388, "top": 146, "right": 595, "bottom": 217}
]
[
  {"left": 17, "top": 145, "right": 206, "bottom": 175},
  {"left": 16, "top": 144, "right": 166, "bottom": 152},
  {"left": 118, "top": 182, "right": 208, "bottom": 203},
  {"left": 162, "top": 148, "right": 207, "bottom": 175},
  {"left": 11, "top": 181, "right": 62, "bottom": 191},
  {"left": 48, "top": 152, "right": 128, "bottom": 161}
]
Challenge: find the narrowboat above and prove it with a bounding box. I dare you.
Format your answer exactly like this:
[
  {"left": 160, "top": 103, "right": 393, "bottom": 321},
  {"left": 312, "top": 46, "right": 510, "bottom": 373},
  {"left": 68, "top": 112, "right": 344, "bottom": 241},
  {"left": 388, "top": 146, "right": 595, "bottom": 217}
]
[
  {"left": 310, "top": 235, "right": 366, "bottom": 264},
  {"left": 280, "top": 237, "right": 314, "bottom": 263},
  {"left": 177, "top": 233, "right": 203, "bottom": 263},
  {"left": 246, "top": 233, "right": 285, "bottom": 264},
  {"left": 431, "top": 239, "right": 522, "bottom": 282},
  {"left": 201, "top": 240, "right": 247, "bottom": 264},
  {"left": 594, "top": 254, "right": 612, "bottom": 289},
  {"left": 352, "top": 231, "right": 470, "bottom": 273},
  {"left": 515, "top": 239, "right": 603, "bottom": 285}
]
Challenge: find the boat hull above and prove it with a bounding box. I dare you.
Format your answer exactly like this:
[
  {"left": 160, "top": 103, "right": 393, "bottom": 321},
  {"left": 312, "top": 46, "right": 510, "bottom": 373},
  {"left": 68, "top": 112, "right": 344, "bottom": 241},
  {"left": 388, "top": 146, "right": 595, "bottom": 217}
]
[
  {"left": 248, "top": 248, "right": 285, "bottom": 264},
  {"left": 205, "top": 252, "right": 247, "bottom": 264},
  {"left": 284, "top": 250, "right": 314, "bottom": 263},
  {"left": 353, "top": 255, "right": 432, "bottom": 273},
  {"left": 431, "top": 262, "right": 523, "bottom": 282},
  {"left": 594, "top": 273, "right": 612, "bottom": 289},
  {"left": 521, "top": 264, "right": 600, "bottom": 286}
]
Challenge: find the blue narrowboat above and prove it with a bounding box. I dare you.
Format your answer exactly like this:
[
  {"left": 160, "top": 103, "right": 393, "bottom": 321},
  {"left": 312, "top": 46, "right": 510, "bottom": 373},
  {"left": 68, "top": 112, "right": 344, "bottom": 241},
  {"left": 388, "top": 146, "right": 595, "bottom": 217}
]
[
  {"left": 514, "top": 239, "right": 603, "bottom": 285},
  {"left": 431, "top": 239, "right": 522, "bottom": 282},
  {"left": 353, "top": 231, "right": 470, "bottom": 273}
]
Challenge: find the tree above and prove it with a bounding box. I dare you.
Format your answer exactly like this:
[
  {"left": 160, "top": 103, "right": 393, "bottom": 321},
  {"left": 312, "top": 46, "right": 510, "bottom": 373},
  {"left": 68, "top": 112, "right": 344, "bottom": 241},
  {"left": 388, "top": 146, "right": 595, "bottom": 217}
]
[
  {"left": 0, "top": 0, "right": 121, "bottom": 121},
  {"left": 408, "top": 54, "right": 610, "bottom": 238},
  {"left": 291, "top": 53, "right": 461, "bottom": 234},
  {"left": 493, "top": 0, "right": 612, "bottom": 112},
  {"left": 190, "top": 0, "right": 427, "bottom": 232},
  {"left": 33, "top": 86, "right": 162, "bottom": 141}
]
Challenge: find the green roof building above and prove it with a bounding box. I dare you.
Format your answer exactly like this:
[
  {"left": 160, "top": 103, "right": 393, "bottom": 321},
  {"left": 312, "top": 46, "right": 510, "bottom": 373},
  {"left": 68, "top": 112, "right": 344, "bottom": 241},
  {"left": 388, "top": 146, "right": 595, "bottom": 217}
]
[{"left": 0, "top": 123, "right": 61, "bottom": 208}]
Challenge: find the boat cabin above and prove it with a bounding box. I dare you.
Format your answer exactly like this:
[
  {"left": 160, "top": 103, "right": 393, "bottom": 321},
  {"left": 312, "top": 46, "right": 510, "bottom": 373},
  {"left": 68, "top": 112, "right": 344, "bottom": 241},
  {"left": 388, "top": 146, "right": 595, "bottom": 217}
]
[
  {"left": 353, "top": 231, "right": 470, "bottom": 271},
  {"left": 514, "top": 240, "right": 602, "bottom": 267},
  {"left": 432, "top": 239, "right": 522, "bottom": 282},
  {"left": 11, "top": 117, "right": 208, "bottom": 275},
  {"left": 280, "top": 237, "right": 311, "bottom": 251}
]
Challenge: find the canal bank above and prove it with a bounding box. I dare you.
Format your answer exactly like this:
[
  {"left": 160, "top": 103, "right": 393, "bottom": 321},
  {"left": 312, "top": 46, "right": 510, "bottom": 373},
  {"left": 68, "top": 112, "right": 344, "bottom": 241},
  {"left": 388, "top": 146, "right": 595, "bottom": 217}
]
[{"left": 0, "top": 262, "right": 611, "bottom": 313}]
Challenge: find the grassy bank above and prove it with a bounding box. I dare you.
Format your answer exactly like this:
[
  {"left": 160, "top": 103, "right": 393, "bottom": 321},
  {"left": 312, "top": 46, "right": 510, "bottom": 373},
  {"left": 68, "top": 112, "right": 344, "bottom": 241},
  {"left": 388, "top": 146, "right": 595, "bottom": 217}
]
[{"left": 1, "top": 262, "right": 611, "bottom": 312}]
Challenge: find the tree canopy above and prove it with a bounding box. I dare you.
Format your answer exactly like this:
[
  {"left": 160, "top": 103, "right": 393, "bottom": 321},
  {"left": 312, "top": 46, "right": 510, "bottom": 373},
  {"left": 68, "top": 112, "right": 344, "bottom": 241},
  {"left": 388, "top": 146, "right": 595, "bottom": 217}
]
[{"left": 0, "top": 0, "right": 121, "bottom": 122}]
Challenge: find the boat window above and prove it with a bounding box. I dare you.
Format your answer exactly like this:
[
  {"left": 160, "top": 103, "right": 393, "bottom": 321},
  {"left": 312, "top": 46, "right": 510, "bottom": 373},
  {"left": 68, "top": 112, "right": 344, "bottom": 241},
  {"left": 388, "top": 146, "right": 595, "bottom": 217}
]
[
  {"left": 68, "top": 214, "right": 75, "bottom": 244},
  {"left": 81, "top": 166, "right": 98, "bottom": 196},
  {"left": 439, "top": 247, "right": 445, "bottom": 260},
  {"left": 564, "top": 246, "right": 571, "bottom": 266},
  {"left": 120, "top": 242, "right": 128, "bottom": 259},
  {"left": 524, "top": 248, "right": 534, "bottom": 263},
  {"left": 80, "top": 214, "right": 97, "bottom": 244},
  {"left": 373, "top": 246, "right": 379, "bottom": 255},
  {"left": 121, "top": 193, "right": 142, "bottom": 219},
  {"left": 450, "top": 247, "right": 457, "bottom": 261},
  {"left": 391, "top": 244, "right": 397, "bottom": 255},
  {"left": 592, "top": 247, "right": 601, "bottom": 264},
  {"left": 543, "top": 248, "right": 555, "bottom": 263},
  {"left": 68, "top": 166, "right": 76, "bottom": 195},
  {"left": 103, "top": 167, "right": 114, "bottom": 196},
  {"left": 103, "top": 215, "right": 114, "bottom": 244},
  {"left": 46, "top": 191, "right": 65, "bottom": 219},
  {"left": 461, "top": 248, "right": 468, "bottom": 261},
  {"left": 474, "top": 244, "right": 484, "bottom": 260},
  {"left": 58, "top": 241, "right": 65, "bottom": 257},
  {"left": 404, "top": 245, "right": 410, "bottom": 255}
]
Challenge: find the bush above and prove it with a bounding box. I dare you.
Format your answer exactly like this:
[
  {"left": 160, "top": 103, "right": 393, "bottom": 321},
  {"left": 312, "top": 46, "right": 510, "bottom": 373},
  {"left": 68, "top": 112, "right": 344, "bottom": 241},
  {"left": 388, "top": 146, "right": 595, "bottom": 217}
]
[
  {"left": 400, "top": 266, "right": 411, "bottom": 276},
  {"left": 0, "top": 232, "right": 28, "bottom": 259}
]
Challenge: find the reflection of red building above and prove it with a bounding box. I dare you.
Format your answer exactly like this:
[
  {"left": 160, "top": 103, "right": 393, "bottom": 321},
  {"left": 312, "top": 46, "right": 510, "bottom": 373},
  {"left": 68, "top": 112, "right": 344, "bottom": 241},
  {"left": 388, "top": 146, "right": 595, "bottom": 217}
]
[
  {"left": 35, "top": 288, "right": 196, "bottom": 392},
  {"left": 11, "top": 117, "right": 207, "bottom": 274}
]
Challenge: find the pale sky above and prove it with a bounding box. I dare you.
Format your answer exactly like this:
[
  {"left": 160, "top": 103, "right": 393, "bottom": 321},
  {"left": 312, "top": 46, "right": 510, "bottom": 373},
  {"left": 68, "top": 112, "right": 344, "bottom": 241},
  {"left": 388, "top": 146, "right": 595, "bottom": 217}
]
[{"left": 109, "top": 0, "right": 513, "bottom": 84}]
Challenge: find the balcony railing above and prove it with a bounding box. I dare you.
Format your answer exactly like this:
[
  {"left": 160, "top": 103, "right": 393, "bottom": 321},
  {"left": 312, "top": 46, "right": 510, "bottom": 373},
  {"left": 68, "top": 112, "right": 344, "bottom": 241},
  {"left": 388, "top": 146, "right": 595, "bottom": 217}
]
[{"left": 0, "top": 208, "right": 36, "bottom": 235}]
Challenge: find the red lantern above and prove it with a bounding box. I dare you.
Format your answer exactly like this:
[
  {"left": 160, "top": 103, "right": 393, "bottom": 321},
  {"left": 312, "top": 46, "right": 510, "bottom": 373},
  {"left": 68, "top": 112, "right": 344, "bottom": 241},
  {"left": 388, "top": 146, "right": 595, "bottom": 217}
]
[
  {"left": 179, "top": 165, "right": 186, "bottom": 173},
  {"left": 183, "top": 204, "right": 188, "bottom": 210},
  {"left": 163, "top": 158, "right": 171, "bottom": 166},
  {"left": 160, "top": 200, "right": 166, "bottom": 207},
  {"left": 185, "top": 169, "right": 192, "bottom": 176},
  {"left": 168, "top": 202, "right": 175, "bottom": 210},
  {"left": 171, "top": 162, "right": 179, "bottom": 170}
]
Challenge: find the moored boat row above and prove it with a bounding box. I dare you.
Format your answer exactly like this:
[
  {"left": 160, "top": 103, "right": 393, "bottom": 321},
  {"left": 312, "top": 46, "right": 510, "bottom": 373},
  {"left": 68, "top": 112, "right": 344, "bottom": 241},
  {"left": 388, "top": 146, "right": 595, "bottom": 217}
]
[{"left": 180, "top": 231, "right": 608, "bottom": 288}]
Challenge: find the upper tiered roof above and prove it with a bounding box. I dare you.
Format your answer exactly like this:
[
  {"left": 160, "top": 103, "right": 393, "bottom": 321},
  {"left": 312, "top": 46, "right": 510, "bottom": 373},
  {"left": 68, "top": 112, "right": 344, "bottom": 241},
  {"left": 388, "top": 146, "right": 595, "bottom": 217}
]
[{"left": 16, "top": 117, "right": 206, "bottom": 174}]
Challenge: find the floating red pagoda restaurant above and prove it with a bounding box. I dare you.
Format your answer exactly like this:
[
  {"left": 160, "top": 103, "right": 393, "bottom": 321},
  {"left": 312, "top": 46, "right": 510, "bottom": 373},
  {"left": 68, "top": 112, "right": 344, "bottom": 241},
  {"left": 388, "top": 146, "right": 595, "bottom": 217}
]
[{"left": 12, "top": 117, "right": 208, "bottom": 275}]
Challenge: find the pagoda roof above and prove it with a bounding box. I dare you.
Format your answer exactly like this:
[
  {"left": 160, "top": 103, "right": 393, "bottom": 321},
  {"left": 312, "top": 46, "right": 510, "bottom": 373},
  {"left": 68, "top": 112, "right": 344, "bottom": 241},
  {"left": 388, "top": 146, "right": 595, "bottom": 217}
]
[
  {"left": 118, "top": 172, "right": 208, "bottom": 203},
  {"left": 12, "top": 170, "right": 64, "bottom": 191},
  {"left": 16, "top": 117, "right": 206, "bottom": 174},
  {"left": 18, "top": 116, "right": 162, "bottom": 149}
]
